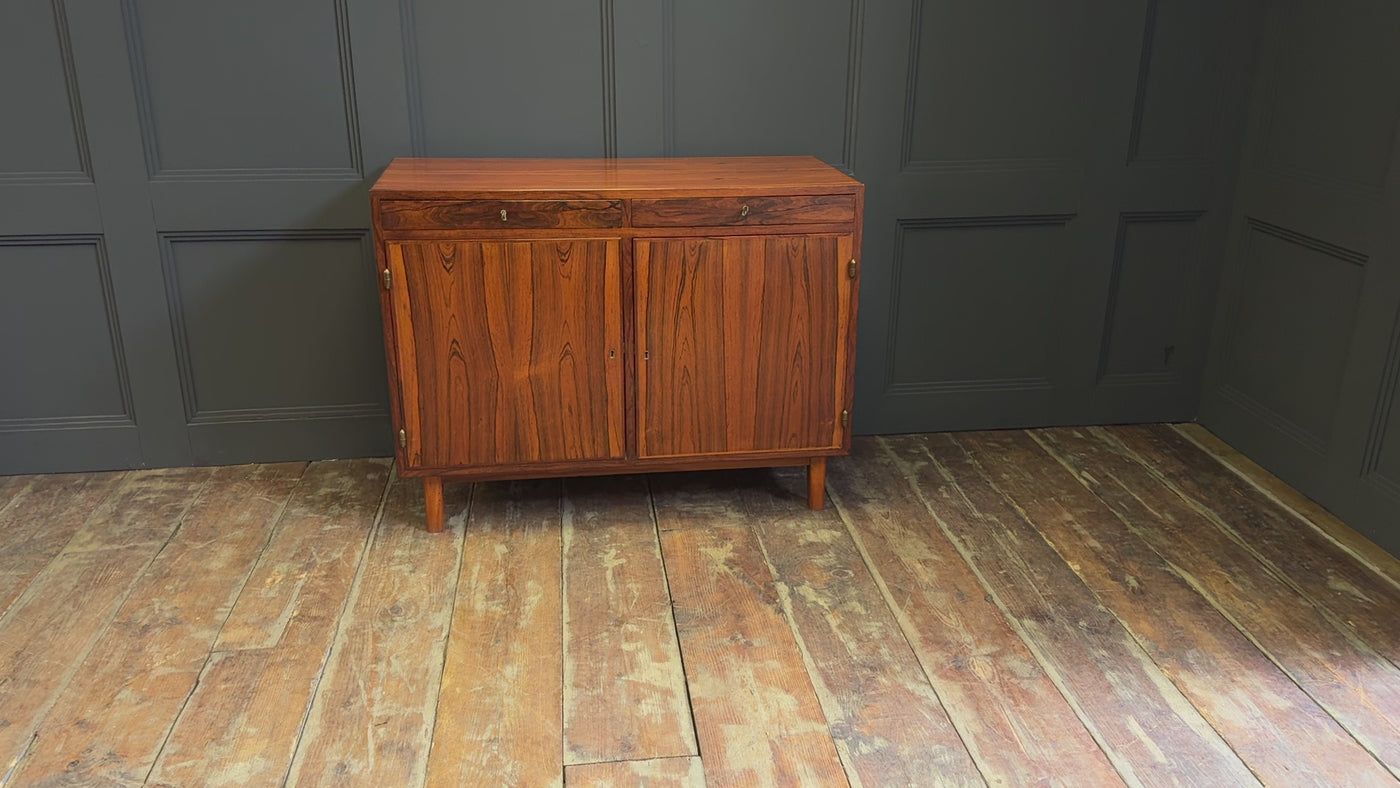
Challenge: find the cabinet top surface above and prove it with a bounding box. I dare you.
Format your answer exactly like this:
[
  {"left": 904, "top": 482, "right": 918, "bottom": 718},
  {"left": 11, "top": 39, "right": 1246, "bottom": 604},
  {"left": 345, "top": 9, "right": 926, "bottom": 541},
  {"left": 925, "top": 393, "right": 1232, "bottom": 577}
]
[{"left": 371, "top": 156, "right": 862, "bottom": 197}]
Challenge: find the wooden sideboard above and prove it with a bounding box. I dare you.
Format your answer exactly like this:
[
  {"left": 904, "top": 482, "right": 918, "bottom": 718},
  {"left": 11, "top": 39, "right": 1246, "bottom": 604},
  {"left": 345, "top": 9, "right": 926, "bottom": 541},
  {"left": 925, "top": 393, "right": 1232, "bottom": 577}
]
[{"left": 370, "top": 156, "right": 864, "bottom": 531}]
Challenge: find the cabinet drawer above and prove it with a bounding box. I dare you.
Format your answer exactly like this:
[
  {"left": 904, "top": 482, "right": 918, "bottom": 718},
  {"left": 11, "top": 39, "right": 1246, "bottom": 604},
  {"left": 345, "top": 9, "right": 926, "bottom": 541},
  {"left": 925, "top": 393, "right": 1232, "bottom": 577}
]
[
  {"left": 377, "top": 199, "right": 624, "bottom": 231},
  {"left": 630, "top": 194, "right": 856, "bottom": 227}
]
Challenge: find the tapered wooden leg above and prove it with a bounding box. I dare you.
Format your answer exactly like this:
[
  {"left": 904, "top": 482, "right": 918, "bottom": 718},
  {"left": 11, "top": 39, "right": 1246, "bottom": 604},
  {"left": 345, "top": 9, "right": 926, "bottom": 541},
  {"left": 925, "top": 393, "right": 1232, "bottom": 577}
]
[
  {"left": 807, "top": 457, "right": 827, "bottom": 510},
  {"left": 424, "top": 477, "right": 445, "bottom": 533}
]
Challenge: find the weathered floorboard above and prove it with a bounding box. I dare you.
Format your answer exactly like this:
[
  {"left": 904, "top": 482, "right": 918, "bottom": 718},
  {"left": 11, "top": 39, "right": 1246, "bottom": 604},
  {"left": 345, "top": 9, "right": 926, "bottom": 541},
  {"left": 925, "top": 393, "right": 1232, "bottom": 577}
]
[
  {"left": 651, "top": 489, "right": 849, "bottom": 788},
  {"left": 1035, "top": 426, "right": 1400, "bottom": 778},
  {"left": 426, "top": 479, "right": 564, "bottom": 788},
  {"left": 564, "top": 755, "right": 706, "bottom": 787},
  {"left": 0, "top": 475, "right": 28, "bottom": 510},
  {"left": 286, "top": 476, "right": 467, "bottom": 787},
  {"left": 826, "top": 439, "right": 1124, "bottom": 786},
  {"left": 0, "top": 471, "right": 125, "bottom": 618},
  {"left": 147, "top": 459, "right": 390, "bottom": 788},
  {"left": 212, "top": 459, "right": 393, "bottom": 651},
  {"left": 1118, "top": 424, "right": 1400, "bottom": 667},
  {"left": 7, "top": 463, "right": 304, "bottom": 787},
  {"left": 1173, "top": 423, "right": 1400, "bottom": 590},
  {"left": 963, "top": 429, "right": 1395, "bottom": 785},
  {"left": 896, "top": 433, "right": 1257, "bottom": 786},
  {"left": 716, "top": 468, "right": 985, "bottom": 787},
  {"left": 562, "top": 475, "right": 695, "bottom": 765},
  {"left": 0, "top": 468, "right": 211, "bottom": 783},
  {"left": 1, "top": 422, "right": 1398, "bottom": 786}
]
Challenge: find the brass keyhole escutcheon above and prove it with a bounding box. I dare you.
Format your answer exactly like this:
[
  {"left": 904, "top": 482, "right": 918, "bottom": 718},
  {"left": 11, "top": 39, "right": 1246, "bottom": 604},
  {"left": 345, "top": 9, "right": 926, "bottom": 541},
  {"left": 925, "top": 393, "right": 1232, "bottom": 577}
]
[
  {"left": 500, "top": 209, "right": 507, "bottom": 221},
  {"left": 740, "top": 204, "right": 750, "bottom": 217}
]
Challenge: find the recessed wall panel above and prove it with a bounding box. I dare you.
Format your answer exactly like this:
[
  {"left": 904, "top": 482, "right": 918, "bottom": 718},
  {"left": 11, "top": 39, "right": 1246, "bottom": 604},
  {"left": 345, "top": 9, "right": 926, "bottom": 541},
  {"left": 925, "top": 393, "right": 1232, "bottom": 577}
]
[
  {"left": 904, "top": 0, "right": 1084, "bottom": 167},
  {"left": 163, "top": 233, "right": 387, "bottom": 420},
  {"left": 1371, "top": 374, "right": 1400, "bottom": 497},
  {"left": 1128, "top": 0, "right": 1231, "bottom": 164},
  {"left": 887, "top": 218, "right": 1071, "bottom": 391},
  {"left": 1101, "top": 215, "right": 1203, "bottom": 381},
  {"left": 1260, "top": 0, "right": 1400, "bottom": 189},
  {"left": 1221, "top": 222, "right": 1364, "bottom": 449},
  {"left": 670, "top": 0, "right": 855, "bottom": 165},
  {"left": 0, "top": 239, "right": 128, "bottom": 424},
  {"left": 407, "top": 0, "right": 606, "bottom": 157},
  {"left": 125, "top": 0, "right": 358, "bottom": 176},
  {"left": 0, "top": 1, "right": 87, "bottom": 179}
]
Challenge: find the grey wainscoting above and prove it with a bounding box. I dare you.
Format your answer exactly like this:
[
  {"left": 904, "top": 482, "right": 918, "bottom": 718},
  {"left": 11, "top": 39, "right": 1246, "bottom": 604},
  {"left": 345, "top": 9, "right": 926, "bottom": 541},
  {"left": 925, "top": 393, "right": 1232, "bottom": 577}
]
[
  {"left": 0, "top": 0, "right": 1307, "bottom": 514},
  {"left": 1200, "top": 0, "right": 1400, "bottom": 554},
  {"left": 852, "top": 0, "right": 1257, "bottom": 432}
]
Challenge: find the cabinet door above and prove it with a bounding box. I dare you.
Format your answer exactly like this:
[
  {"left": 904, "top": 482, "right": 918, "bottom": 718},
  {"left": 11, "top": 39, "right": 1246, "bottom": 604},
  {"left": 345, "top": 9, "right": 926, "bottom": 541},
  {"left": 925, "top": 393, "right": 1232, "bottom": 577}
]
[
  {"left": 387, "top": 239, "right": 624, "bottom": 469},
  {"left": 636, "top": 234, "right": 853, "bottom": 458}
]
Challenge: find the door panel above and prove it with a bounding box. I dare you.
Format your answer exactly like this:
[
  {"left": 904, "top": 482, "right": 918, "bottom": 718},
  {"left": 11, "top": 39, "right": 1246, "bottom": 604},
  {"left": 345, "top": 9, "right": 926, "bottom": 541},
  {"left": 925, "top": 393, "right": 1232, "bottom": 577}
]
[
  {"left": 852, "top": 0, "right": 1257, "bottom": 431},
  {"left": 404, "top": 0, "right": 606, "bottom": 157},
  {"left": 0, "top": 3, "right": 143, "bottom": 473},
  {"left": 389, "top": 239, "right": 623, "bottom": 469},
  {"left": 636, "top": 235, "right": 849, "bottom": 458}
]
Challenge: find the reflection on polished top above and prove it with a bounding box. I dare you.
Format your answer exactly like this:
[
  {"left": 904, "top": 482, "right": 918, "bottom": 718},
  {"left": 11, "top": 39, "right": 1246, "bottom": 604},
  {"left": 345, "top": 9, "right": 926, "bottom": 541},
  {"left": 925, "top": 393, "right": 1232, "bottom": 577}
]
[{"left": 370, "top": 156, "right": 861, "bottom": 198}]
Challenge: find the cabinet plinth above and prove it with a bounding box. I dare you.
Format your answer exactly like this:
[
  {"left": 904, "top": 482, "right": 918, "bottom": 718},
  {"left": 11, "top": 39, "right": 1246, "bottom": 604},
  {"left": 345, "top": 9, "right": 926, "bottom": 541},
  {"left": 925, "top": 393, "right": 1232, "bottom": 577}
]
[{"left": 371, "top": 156, "right": 863, "bottom": 531}]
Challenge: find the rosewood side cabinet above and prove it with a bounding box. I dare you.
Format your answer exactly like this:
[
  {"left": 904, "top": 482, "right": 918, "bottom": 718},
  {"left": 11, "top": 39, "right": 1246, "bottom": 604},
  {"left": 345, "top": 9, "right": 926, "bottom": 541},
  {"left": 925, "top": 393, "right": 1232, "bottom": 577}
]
[{"left": 369, "top": 157, "right": 864, "bottom": 531}]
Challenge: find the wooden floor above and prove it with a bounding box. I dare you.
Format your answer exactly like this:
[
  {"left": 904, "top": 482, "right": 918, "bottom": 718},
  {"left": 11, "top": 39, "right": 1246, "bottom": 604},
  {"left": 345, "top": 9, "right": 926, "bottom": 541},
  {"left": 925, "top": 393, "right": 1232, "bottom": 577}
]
[{"left": 2, "top": 425, "right": 1399, "bottom": 787}]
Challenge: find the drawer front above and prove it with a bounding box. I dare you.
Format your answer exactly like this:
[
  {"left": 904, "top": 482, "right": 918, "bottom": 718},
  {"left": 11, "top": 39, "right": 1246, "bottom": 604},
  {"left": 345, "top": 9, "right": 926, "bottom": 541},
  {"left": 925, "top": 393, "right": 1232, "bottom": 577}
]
[
  {"left": 630, "top": 194, "right": 856, "bottom": 227},
  {"left": 378, "top": 199, "right": 624, "bottom": 231}
]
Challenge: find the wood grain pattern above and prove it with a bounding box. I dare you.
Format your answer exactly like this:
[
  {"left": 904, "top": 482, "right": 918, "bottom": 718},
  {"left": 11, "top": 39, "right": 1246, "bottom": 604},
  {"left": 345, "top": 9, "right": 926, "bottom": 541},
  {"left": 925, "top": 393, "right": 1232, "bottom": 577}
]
[
  {"left": 392, "top": 239, "right": 624, "bottom": 469},
  {"left": 0, "top": 475, "right": 27, "bottom": 510},
  {"left": 1173, "top": 423, "right": 1400, "bottom": 589},
  {"left": 423, "top": 475, "right": 445, "bottom": 533},
  {"left": 652, "top": 517, "right": 848, "bottom": 787},
  {"left": 564, "top": 756, "right": 706, "bottom": 787},
  {"left": 213, "top": 459, "right": 392, "bottom": 651},
  {"left": 58, "top": 468, "right": 214, "bottom": 552},
  {"left": 5, "top": 425, "right": 1400, "bottom": 784},
  {"left": 371, "top": 156, "right": 863, "bottom": 199},
  {"left": 8, "top": 463, "right": 304, "bottom": 787},
  {"left": 637, "top": 235, "right": 844, "bottom": 458},
  {"left": 631, "top": 194, "right": 856, "bottom": 227},
  {"left": 825, "top": 438, "right": 1124, "bottom": 786},
  {"left": 1035, "top": 427, "right": 1400, "bottom": 777},
  {"left": 0, "top": 544, "right": 161, "bottom": 783},
  {"left": 0, "top": 471, "right": 124, "bottom": 618},
  {"left": 893, "top": 433, "right": 1257, "bottom": 785},
  {"left": 371, "top": 157, "right": 862, "bottom": 532},
  {"left": 400, "top": 451, "right": 838, "bottom": 481},
  {"left": 378, "top": 199, "right": 624, "bottom": 231},
  {"left": 1117, "top": 424, "right": 1400, "bottom": 667},
  {"left": 833, "top": 233, "right": 855, "bottom": 450},
  {"left": 0, "top": 468, "right": 211, "bottom": 782},
  {"left": 286, "top": 477, "right": 466, "bottom": 787},
  {"left": 148, "top": 460, "right": 390, "bottom": 788},
  {"left": 680, "top": 467, "right": 986, "bottom": 787},
  {"left": 959, "top": 429, "right": 1394, "bottom": 785},
  {"left": 427, "top": 479, "right": 564, "bottom": 788},
  {"left": 562, "top": 475, "right": 696, "bottom": 765},
  {"left": 806, "top": 456, "right": 827, "bottom": 509}
]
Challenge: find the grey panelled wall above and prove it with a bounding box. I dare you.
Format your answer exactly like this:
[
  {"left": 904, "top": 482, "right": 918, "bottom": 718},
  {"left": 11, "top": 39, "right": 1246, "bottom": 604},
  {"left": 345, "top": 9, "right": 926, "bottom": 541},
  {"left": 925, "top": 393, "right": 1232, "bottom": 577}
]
[
  {"left": 1, "top": 0, "right": 404, "bottom": 472},
  {"left": 9, "top": 1, "right": 1399, "bottom": 555},
  {"left": 1, "top": 0, "right": 1259, "bottom": 476},
  {"left": 1200, "top": 0, "right": 1400, "bottom": 554},
  {"left": 854, "top": 0, "right": 1257, "bottom": 432},
  {"left": 5, "top": 2, "right": 1395, "bottom": 551}
]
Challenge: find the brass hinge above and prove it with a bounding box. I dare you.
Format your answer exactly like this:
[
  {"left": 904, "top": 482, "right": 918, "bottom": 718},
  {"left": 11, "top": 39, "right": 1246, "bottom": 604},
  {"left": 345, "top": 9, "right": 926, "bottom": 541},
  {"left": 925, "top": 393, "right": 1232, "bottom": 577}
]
[
  {"left": 398, "top": 428, "right": 406, "bottom": 448},
  {"left": 381, "top": 268, "right": 392, "bottom": 290},
  {"left": 840, "top": 409, "right": 850, "bottom": 428},
  {"left": 847, "top": 259, "right": 858, "bottom": 279}
]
